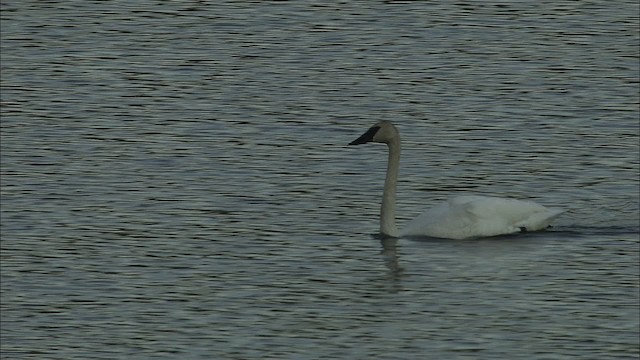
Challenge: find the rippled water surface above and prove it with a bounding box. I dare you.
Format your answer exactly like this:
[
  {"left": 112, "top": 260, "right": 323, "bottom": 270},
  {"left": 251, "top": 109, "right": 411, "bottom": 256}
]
[{"left": 2, "top": 1, "right": 639, "bottom": 359}]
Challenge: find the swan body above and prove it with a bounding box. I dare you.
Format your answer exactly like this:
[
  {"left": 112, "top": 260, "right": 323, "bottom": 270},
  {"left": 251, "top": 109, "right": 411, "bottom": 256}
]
[{"left": 349, "top": 121, "right": 563, "bottom": 240}]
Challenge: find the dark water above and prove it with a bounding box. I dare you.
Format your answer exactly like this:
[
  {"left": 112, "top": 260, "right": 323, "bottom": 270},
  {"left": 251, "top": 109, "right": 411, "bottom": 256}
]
[{"left": 1, "top": 1, "right": 639, "bottom": 359}]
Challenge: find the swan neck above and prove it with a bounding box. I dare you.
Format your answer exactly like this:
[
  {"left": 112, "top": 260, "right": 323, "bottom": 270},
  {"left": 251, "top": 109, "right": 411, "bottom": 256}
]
[{"left": 381, "top": 139, "right": 400, "bottom": 237}]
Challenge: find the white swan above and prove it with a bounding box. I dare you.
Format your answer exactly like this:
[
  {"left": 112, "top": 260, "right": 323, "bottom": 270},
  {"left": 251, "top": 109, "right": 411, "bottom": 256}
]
[{"left": 349, "top": 121, "right": 564, "bottom": 239}]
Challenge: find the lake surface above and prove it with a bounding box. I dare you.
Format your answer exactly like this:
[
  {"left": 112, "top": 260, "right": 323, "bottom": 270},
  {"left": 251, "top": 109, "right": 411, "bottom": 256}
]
[{"left": 1, "top": 1, "right": 639, "bottom": 359}]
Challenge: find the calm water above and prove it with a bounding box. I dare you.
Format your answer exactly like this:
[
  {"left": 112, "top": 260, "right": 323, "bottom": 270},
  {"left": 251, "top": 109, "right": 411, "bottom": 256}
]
[{"left": 1, "top": 1, "right": 639, "bottom": 359}]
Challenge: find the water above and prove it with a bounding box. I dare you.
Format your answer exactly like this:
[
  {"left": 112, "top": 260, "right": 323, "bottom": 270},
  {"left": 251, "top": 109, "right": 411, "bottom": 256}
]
[{"left": 1, "top": 1, "right": 639, "bottom": 359}]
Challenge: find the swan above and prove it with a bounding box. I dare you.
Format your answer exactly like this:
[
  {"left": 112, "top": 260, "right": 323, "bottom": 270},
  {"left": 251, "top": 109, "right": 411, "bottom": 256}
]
[{"left": 348, "top": 121, "right": 564, "bottom": 239}]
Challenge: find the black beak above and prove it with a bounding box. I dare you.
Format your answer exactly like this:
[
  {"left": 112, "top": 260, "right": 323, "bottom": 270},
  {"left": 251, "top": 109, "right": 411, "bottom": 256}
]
[{"left": 348, "top": 126, "right": 380, "bottom": 146}]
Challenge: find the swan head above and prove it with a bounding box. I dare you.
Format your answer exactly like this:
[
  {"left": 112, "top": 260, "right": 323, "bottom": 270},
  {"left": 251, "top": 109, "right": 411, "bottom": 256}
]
[{"left": 348, "top": 121, "right": 399, "bottom": 146}]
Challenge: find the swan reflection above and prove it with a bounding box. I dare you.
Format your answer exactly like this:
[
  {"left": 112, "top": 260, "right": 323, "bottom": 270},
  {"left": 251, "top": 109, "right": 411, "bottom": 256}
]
[{"left": 379, "top": 236, "right": 403, "bottom": 277}]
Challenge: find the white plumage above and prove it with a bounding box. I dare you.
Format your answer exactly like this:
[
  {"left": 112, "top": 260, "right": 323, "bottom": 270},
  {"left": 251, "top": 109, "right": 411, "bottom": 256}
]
[
  {"left": 349, "top": 121, "right": 563, "bottom": 240},
  {"left": 400, "top": 195, "right": 563, "bottom": 240}
]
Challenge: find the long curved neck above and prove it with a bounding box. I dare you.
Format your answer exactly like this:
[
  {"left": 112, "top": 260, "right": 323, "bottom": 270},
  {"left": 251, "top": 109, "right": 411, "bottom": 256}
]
[{"left": 381, "top": 138, "right": 400, "bottom": 237}]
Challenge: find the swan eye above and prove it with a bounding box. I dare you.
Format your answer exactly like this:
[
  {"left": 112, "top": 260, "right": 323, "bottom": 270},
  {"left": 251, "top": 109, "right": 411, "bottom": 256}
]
[{"left": 349, "top": 126, "right": 381, "bottom": 145}]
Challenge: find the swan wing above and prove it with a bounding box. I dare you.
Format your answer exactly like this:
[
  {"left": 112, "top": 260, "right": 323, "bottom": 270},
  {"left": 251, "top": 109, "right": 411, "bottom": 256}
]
[{"left": 400, "top": 195, "right": 563, "bottom": 240}]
